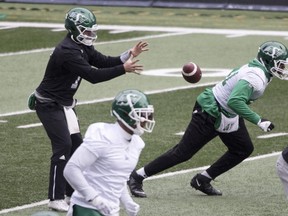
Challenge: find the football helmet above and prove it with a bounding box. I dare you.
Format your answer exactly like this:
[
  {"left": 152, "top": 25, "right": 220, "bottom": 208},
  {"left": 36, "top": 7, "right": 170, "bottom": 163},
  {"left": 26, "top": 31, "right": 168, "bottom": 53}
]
[
  {"left": 111, "top": 89, "right": 155, "bottom": 136},
  {"left": 65, "top": 7, "right": 98, "bottom": 46},
  {"left": 257, "top": 41, "right": 288, "bottom": 79}
]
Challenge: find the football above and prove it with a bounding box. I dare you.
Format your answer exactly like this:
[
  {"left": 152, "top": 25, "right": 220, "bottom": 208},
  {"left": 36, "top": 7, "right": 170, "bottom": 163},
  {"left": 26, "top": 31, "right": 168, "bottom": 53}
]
[{"left": 181, "top": 62, "right": 202, "bottom": 83}]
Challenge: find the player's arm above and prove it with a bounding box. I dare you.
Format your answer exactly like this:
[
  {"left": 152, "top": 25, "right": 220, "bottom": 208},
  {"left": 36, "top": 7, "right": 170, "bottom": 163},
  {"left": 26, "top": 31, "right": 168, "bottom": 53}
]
[
  {"left": 63, "top": 144, "right": 99, "bottom": 201},
  {"left": 120, "top": 183, "right": 140, "bottom": 216},
  {"left": 227, "top": 79, "right": 261, "bottom": 125}
]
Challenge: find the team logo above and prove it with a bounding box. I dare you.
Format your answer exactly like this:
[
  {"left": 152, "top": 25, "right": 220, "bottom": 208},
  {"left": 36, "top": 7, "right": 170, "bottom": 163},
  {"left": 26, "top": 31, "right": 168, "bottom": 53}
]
[
  {"left": 116, "top": 93, "right": 141, "bottom": 106},
  {"left": 68, "top": 11, "right": 87, "bottom": 25},
  {"left": 264, "top": 47, "right": 283, "bottom": 58}
]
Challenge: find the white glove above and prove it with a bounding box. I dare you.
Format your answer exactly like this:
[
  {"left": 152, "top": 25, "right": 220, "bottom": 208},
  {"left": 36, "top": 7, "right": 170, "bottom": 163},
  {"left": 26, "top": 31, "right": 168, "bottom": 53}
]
[
  {"left": 257, "top": 118, "right": 275, "bottom": 132},
  {"left": 120, "top": 185, "right": 140, "bottom": 216},
  {"left": 125, "top": 201, "right": 140, "bottom": 216},
  {"left": 90, "top": 195, "right": 119, "bottom": 216}
]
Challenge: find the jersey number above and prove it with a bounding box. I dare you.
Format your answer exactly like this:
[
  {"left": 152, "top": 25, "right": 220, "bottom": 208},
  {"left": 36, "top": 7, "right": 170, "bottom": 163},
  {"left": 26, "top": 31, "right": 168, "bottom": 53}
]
[{"left": 222, "top": 68, "right": 239, "bottom": 86}]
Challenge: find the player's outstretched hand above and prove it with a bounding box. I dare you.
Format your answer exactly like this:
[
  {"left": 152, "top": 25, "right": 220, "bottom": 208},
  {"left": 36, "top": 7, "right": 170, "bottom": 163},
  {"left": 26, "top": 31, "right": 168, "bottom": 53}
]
[
  {"left": 257, "top": 118, "right": 275, "bottom": 132},
  {"left": 124, "top": 55, "right": 143, "bottom": 74},
  {"left": 130, "top": 41, "right": 149, "bottom": 57}
]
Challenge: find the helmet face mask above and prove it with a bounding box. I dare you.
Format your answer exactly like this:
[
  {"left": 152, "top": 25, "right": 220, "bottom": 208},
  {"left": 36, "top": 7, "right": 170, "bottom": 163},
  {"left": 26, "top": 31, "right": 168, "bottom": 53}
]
[
  {"left": 270, "top": 59, "right": 288, "bottom": 79},
  {"left": 76, "top": 24, "right": 98, "bottom": 46},
  {"left": 65, "top": 8, "right": 98, "bottom": 46},
  {"left": 257, "top": 41, "right": 288, "bottom": 80},
  {"left": 112, "top": 90, "right": 155, "bottom": 136}
]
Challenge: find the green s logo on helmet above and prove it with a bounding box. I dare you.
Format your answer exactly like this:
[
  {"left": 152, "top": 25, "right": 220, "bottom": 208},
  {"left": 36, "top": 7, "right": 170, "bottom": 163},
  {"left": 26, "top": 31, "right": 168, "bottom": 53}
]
[
  {"left": 111, "top": 89, "right": 155, "bottom": 136},
  {"left": 257, "top": 41, "right": 288, "bottom": 80},
  {"left": 65, "top": 7, "right": 98, "bottom": 46}
]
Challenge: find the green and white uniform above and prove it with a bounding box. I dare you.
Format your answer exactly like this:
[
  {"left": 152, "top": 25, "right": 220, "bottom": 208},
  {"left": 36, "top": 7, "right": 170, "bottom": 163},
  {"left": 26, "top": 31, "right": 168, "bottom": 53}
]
[{"left": 197, "top": 59, "right": 272, "bottom": 127}]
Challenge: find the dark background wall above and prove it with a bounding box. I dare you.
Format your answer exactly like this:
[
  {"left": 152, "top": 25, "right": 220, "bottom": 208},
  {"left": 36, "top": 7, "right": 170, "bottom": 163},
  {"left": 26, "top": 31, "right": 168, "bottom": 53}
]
[{"left": 2, "top": 0, "right": 288, "bottom": 11}]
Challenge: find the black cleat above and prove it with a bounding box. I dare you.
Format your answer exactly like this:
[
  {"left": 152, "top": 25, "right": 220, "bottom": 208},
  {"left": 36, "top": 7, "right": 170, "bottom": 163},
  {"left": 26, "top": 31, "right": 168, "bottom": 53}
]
[
  {"left": 190, "top": 173, "right": 222, "bottom": 196},
  {"left": 127, "top": 170, "right": 147, "bottom": 198}
]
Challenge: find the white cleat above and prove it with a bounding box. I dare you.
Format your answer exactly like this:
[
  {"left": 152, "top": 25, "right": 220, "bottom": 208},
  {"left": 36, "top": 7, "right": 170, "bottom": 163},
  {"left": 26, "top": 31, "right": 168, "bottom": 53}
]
[{"left": 48, "top": 199, "right": 69, "bottom": 212}]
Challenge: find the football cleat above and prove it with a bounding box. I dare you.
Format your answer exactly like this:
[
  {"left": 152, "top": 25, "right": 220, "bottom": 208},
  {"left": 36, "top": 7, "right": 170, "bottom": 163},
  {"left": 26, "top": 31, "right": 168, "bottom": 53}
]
[
  {"left": 190, "top": 173, "right": 222, "bottom": 196},
  {"left": 48, "top": 199, "right": 69, "bottom": 212},
  {"left": 127, "top": 170, "right": 147, "bottom": 198}
]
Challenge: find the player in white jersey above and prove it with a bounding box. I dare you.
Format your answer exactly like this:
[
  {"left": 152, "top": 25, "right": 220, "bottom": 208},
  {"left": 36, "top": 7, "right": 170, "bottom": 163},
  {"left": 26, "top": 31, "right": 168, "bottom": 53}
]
[
  {"left": 64, "top": 89, "right": 155, "bottom": 216},
  {"left": 128, "top": 41, "right": 288, "bottom": 198},
  {"left": 276, "top": 146, "right": 288, "bottom": 200}
]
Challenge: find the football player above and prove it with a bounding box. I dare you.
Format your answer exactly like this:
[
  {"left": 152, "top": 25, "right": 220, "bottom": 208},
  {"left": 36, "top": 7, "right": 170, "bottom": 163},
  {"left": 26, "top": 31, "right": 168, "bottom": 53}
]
[
  {"left": 128, "top": 41, "right": 288, "bottom": 198},
  {"left": 276, "top": 147, "right": 288, "bottom": 200},
  {"left": 64, "top": 89, "right": 155, "bottom": 216},
  {"left": 30, "top": 7, "right": 149, "bottom": 212}
]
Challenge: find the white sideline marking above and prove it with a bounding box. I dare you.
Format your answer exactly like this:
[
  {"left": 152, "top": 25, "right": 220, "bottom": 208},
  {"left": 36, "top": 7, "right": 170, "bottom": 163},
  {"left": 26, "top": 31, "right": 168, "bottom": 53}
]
[
  {"left": 257, "top": 132, "right": 288, "bottom": 139},
  {"left": 0, "top": 151, "right": 280, "bottom": 214},
  {"left": 17, "top": 123, "right": 42, "bottom": 128},
  {"left": 0, "top": 200, "right": 48, "bottom": 214}
]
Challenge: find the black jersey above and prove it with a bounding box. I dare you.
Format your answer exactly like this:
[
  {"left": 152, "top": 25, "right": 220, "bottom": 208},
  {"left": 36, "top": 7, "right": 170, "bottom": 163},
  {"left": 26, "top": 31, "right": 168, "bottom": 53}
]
[{"left": 36, "top": 34, "right": 125, "bottom": 106}]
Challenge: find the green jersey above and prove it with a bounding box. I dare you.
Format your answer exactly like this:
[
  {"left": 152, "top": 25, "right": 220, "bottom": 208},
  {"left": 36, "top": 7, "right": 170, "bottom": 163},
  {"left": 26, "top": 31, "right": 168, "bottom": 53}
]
[{"left": 197, "top": 59, "right": 272, "bottom": 125}]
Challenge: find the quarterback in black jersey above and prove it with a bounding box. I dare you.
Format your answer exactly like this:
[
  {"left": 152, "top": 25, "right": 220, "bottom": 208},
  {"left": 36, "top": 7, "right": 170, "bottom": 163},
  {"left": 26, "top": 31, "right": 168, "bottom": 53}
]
[{"left": 32, "top": 7, "right": 149, "bottom": 212}]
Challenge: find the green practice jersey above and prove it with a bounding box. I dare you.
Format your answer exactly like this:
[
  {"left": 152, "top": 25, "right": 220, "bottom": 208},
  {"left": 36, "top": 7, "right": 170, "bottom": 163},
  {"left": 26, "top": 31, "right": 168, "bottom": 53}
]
[{"left": 197, "top": 59, "right": 272, "bottom": 125}]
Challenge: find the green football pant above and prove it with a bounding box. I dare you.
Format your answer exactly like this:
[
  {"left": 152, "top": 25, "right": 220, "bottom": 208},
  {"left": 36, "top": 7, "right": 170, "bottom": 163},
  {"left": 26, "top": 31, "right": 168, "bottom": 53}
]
[{"left": 73, "top": 204, "right": 103, "bottom": 216}]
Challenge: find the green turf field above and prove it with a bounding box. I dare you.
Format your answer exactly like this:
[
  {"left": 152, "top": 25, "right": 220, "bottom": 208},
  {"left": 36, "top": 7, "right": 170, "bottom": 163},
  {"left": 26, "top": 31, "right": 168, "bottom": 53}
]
[{"left": 1, "top": 3, "right": 288, "bottom": 216}]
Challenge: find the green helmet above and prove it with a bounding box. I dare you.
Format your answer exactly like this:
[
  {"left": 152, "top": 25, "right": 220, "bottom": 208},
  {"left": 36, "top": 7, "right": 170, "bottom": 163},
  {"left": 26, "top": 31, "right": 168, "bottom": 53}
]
[
  {"left": 111, "top": 89, "right": 155, "bottom": 135},
  {"left": 65, "top": 7, "right": 98, "bottom": 46},
  {"left": 257, "top": 41, "right": 288, "bottom": 79}
]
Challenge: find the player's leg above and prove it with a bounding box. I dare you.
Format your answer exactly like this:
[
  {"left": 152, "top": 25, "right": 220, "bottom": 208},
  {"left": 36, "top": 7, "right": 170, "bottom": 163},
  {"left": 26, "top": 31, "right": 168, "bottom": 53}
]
[
  {"left": 128, "top": 102, "right": 218, "bottom": 197},
  {"left": 206, "top": 117, "right": 253, "bottom": 179},
  {"left": 65, "top": 132, "right": 83, "bottom": 199},
  {"left": 36, "top": 102, "right": 72, "bottom": 211},
  {"left": 276, "top": 153, "right": 288, "bottom": 199},
  {"left": 192, "top": 117, "right": 253, "bottom": 196}
]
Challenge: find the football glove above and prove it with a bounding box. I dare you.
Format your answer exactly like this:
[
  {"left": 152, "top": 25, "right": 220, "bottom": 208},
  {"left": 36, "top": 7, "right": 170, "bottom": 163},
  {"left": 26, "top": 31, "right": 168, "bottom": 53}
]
[
  {"left": 125, "top": 201, "right": 139, "bottom": 216},
  {"left": 120, "top": 186, "right": 140, "bottom": 216},
  {"left": 89, "top": 195, "right": 118, "bottom": 216},
  {"left": 257, "top": 118, "right": 275, "bottom": 132}
]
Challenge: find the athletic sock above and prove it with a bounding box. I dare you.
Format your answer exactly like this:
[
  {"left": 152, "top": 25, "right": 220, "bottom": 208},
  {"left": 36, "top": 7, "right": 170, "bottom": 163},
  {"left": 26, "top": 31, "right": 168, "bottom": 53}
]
[
  {"left": 136, "top": 167, "right": 148, "bottom": 178},
  {"left": 201, "top": 171, "right": 212, "bottom": 179}
]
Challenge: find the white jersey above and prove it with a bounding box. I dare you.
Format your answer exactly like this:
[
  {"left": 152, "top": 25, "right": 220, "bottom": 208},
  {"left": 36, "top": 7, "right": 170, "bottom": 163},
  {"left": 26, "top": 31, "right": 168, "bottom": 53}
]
[
  {"left": 65, "top": 122, "right": 145, "bottom": 211},
  {"left": 213, "top": 63, "right": 270, "bottom": 115}
]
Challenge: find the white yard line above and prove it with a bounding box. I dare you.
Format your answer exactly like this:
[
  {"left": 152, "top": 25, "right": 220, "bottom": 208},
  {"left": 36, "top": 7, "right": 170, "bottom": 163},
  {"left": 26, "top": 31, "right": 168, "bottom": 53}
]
[{"left": 1, "top": 21, "right": 288, "bottom": 57}]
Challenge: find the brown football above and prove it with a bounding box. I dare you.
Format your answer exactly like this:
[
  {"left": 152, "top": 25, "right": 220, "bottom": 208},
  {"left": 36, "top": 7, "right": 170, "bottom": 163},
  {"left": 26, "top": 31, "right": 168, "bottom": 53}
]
[{"left": 181, "top": 62, "right": 202, "bottom": 83}]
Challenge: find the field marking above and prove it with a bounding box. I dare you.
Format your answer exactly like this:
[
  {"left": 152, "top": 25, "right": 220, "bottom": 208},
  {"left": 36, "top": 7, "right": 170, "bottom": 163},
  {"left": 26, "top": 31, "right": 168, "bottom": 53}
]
[
  {"left": 257, "top": 132, "right": 288, "bottom": 139},
  {"left": 17, "top": 123, "right": 42, "bottom": 129},
  {"left": 1, "top": 21, "right": 288, "bottom": 57},
  {"left": 1, "top": 81, "right": 218, "bottom": 119},
  {"left": 177, "top": 131, "right": 288, "bottom": 139},
  {"left": 2, "top": 22, "right": 288, "bottom": 36},
  {"left": 0, "top": 151, "right": 280, "bottom": 214},
  {"left": 146, "top": 151, "right": 281, "bottom": 180}
]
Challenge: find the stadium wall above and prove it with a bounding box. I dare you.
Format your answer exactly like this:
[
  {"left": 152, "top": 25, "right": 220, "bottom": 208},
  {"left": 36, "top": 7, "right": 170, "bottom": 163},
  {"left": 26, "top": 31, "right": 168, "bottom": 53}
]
[{"left": 2, "top": 0, "right": 288, "bottom": 12}]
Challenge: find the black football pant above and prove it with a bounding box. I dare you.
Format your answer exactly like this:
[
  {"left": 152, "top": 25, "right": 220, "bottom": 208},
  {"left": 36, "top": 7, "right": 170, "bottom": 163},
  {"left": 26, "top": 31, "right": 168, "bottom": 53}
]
[
  {"left": 144, "top": 102, "right": 254, "bottom": 180},
  {"left": 35, "top": 101, "right": 82, "bottom": 200}
]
